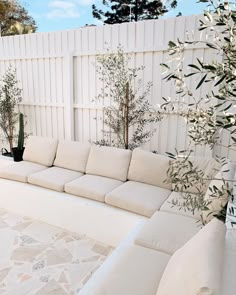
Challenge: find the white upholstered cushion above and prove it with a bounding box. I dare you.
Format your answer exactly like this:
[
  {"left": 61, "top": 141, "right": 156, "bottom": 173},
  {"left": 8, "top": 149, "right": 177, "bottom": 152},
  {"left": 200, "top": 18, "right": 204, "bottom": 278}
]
[
  {"left": 0, "top": 161, "right": 47, "bottom": 183},
  {"left": 28, "top": 167, "right": 83, "bottom": 192},
  {"left": 160, "top": 191, "right": 202, "bottom": 220},
  {"left": 156, "top": 218, "right": 226, "bottom": 295},
  {"left": 65, "top": 174, "right": 123, "bottom": 202},
  {"left": 128, "top": 149, "right": 171, "bottom": 190},
  {"left": 202, "top": 163, "right": 236, "bottom": 224},
  {"left": 86, "top": 145, "right": 132, "bottom": 181},
  {"left": 85, "top": 244, "right": 170, "bottom": 295},
  {"left": 23, "top": 136, "right": 58, "bottom": 166},
  {"left": 53, "top": 140, "right": 90, "bottom": 172},
  {"left": 105, "top": 181, "right": 171, "bottom": 217},
  {"left": 135, "top": 211, "right": 200, "bottom": 254}
]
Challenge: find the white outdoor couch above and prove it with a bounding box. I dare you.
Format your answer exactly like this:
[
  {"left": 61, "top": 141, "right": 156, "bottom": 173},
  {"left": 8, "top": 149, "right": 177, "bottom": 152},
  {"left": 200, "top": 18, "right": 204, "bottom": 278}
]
[{"left": 0, "top": 136, "right": 232, "bottom": 295}]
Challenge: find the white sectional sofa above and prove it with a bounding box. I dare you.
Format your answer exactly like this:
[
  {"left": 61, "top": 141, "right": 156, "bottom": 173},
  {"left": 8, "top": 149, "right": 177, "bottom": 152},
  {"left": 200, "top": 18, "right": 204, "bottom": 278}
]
[{"left": 0, "top": 136, "right": 232, "bottom": 295}]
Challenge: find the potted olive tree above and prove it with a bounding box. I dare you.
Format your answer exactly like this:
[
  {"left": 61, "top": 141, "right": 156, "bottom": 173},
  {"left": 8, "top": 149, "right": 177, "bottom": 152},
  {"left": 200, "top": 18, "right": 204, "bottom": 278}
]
[
  {"left": 95, "top": 47, "right": 162, "bottom": 150},
  {"left": 0, "top": 66, "right": 23, "bottom": 157}
]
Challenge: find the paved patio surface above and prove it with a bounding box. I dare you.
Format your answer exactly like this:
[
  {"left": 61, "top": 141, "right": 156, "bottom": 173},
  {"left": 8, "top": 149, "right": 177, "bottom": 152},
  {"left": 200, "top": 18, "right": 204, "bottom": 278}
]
[{"left": 0, "top": 208, "right": 113, "bottom": 294}]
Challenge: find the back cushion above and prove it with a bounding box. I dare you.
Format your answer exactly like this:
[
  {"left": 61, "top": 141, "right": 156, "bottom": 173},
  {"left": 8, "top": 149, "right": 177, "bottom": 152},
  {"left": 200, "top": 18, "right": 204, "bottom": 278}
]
[
  {"left": 156, "top": 218, "right": 226, "bottom": 295},
  {"left": 23, "top": 136, "right": 58, "bottom": 167},
  {"left": 54, "top": 140, "right": 90, "bottom": 172},
  {"left": 86, "top": 146, "right": 132, "bottom": 181},
  {"left": 128, "top": 149, "right": 171, "bottom": 190}
]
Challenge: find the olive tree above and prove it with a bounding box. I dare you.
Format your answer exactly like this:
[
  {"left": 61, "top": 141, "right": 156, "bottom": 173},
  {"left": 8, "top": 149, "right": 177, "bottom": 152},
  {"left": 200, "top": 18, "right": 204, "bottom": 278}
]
[
  {"left": 0, "top": 67, "right": 22, "bottom": 154},
  {"left": 95, "top": 47, "right": 162, "bottom": 150},
  {"left": 160, "top": 0, "right": 236, "bottom": 224}
]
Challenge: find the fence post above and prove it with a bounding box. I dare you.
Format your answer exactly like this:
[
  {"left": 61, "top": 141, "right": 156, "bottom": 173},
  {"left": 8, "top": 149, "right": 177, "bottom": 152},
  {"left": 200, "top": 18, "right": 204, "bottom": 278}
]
[{"left": 64, "top": 52, "right": 74, "bottom": 140}]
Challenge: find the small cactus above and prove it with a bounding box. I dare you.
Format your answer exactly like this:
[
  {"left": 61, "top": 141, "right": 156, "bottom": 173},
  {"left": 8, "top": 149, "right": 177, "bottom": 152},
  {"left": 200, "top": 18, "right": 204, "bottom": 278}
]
[{"left": 17, "top": 112, "right": 24, "bottom": 150}]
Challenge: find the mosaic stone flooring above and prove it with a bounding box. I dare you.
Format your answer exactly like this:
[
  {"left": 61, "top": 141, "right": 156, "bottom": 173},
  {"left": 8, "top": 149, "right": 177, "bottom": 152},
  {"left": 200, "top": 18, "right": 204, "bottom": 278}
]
[{"left": 0, "top": 208, "right": 113, "bottom": 295}]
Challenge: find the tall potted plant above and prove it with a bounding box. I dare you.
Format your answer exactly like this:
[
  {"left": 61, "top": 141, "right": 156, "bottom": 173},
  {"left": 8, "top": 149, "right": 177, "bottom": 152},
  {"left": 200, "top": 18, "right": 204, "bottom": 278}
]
[
  {"left": 95, "top": 47, "right": 162, "bottom": 150},
  {"left": 12, "top": 112, "right": 25, "bottom": 162},
  {"left": 0, "top": 66, "right": 22, "bottom": 155}
]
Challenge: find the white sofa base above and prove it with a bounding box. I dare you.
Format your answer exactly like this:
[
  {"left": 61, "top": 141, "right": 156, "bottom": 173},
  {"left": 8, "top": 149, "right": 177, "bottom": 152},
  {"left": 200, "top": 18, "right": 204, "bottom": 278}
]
[{"left": 0, "top": 178, "right": 146, "bottom": 247}]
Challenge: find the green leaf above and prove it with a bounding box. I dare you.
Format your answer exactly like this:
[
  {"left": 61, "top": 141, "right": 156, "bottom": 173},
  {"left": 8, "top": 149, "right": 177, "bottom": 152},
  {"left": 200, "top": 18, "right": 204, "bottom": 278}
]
[
  {"left": 166, "top": 152, "right": 176, "bottom": 159},
  {"left": 160, "top": 63, "right": 170, "bottom": 69},
  {"left": 213, "top": 185, "right": 218, "bottom": 192},
  {"left": 203, "top": 64, "right": 216, "bottom": 71},
  {"left": 199, "top": 25, "right": 207, "bottom": 31},
  {"left": 197, "top": 58, "right": 203, "bottom": 68},
  {"left": 215, "top": 102, "right": 225, "bottom": 108},
  {"left": 223, "top": 103, "right": 232, "bottom": 112},
  {"left": 224, "top": 37, "right": 231, "bottom": 42},
  {"left": 226, "top": 77, "right": 236, "bottom": 83},
  {"left": 184, "top": 72, "right": 197, "bottom": 77},
  {"left": 224, "top": 123, "right": 234, "bottom": 129},
  {"left": 214, "top": 75, "right": 226, "bottom": 87},
  {"left": 196, "top": 73, "right": 207, "bottom": 89},
  {"left": 206, "top": 43, "right": 218, "bottom": 50},
  {"left": 168, "top": 41, "right": 177, "bottom": 48},
  {"left": 204, "top": 11, "right": 213, "bottom": 22},
  {"left": 215, "top": 95, "right": 225, "bottom": 100},
  {"left": 188, "top": 64, "right": 200, "bottom": 71}
]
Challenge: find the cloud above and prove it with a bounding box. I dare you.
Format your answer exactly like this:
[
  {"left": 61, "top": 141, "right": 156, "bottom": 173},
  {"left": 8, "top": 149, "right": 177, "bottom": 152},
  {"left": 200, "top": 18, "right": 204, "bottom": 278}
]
[
  {"left": 47, "top": 0, "right": 80, "bottom": 19},
  {"left": 73, "top": 0, "right": 96, "bottom": 6},
  {"left": 47, "top": 9, "right": 80, "bottom": 19},
  {"left": 49, "top": 1, "right": 76, "bottom": 9}
]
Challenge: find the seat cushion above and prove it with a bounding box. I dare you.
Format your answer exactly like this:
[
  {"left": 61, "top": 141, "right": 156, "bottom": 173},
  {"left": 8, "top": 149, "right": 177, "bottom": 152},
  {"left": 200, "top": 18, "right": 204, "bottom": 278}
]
[
  {"left": 160, "top": 191, "right": 202, "bottom": 220},
  {"left": 156, "top": 218, "right": 226, "bottom": 295},
  {"left": 23, "top": 136, "right": 58, "bottom": 166},
  {"left": 53, "top": 140, "right": 90, "bottom": 172},
  {"left": 28, "top": 167, "right": 83, "bottom": 192},
  {"left": 105, "top": 181, "right": 171, "bottom": 217},
  {"left": 0, "top": 161, "right": 47, "bottom": 183},
  {"left": 202, "top": 162, "right": 236, "bottom": 224},
  {"left": 82, "top": 244, "right": 170, "bottom": 295},
  {"left": 135, "top": 211, "right": 200, "bottom": 254},
  {"left": 65, "top": 174, "right": 123, "bottom": 202},
  {"left": 86, "top": 145, "right": 132, "bottom": 181},
  {"left": 128, "top": 148, "right": 171, "bottom": 190}
]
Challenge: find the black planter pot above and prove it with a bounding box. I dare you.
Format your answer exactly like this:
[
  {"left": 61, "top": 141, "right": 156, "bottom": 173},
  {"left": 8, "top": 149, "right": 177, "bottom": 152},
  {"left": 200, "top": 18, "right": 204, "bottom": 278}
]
[{"left": 12, "top": 147, "right": 25, "bottom": 162}]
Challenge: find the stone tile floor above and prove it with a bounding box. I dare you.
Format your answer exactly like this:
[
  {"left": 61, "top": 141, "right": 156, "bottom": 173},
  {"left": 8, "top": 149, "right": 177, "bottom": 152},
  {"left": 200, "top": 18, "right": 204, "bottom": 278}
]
[{"left": 0, "top": 208, "right": 113, "bottom": 294}]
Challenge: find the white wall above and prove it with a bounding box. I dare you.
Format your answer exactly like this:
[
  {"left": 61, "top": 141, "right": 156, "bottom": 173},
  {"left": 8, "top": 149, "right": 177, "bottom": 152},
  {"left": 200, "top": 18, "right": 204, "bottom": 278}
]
[{"left": 0, "top": 15, "right": 227, "bottom": 159}]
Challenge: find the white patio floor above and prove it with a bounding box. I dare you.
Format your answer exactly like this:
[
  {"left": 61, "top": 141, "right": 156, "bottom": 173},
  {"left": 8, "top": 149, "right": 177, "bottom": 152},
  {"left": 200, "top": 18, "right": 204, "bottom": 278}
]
[{"left": 0, "top": 207, "right": 113, "bottom": 294}]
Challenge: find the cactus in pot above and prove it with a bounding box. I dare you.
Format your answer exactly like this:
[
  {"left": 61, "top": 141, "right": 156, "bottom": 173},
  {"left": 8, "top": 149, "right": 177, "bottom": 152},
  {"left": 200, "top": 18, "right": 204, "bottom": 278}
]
[
  {"left": 12, "top": 112, "right": 25, "bottom": 162},
  {"left": 17, "top": 112, "right": 24, "bottom": 151}
]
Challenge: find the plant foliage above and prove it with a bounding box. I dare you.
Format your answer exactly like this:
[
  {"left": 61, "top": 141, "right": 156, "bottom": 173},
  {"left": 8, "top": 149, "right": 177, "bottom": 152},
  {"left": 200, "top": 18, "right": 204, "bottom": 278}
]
[
  {"left": 0, "top": 66, "right": 22, "bottom": 154},
  {"left": 160, "top": 0, "right": 236, "bottom": 224},
  {"left": 0, "top": 0, "right": 37, "bottom": 36},
  {"left": 95, "top": 47, "right": 162, "bottom": 150},
  {"left": 161, "top": 0, "right": 236, "bottom": 149}
]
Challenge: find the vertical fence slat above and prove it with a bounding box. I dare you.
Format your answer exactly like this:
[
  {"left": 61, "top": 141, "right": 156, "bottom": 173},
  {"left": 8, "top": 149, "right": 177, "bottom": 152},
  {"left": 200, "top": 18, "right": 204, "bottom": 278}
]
[{"left": 64, "top": 54, "right": 74, "bottom": 140}]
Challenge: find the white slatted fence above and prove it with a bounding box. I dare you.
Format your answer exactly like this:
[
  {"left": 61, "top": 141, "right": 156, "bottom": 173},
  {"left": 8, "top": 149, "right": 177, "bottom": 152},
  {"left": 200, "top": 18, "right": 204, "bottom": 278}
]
[{"left": 0, "top": 15, "right": 232, "bottom": 159}]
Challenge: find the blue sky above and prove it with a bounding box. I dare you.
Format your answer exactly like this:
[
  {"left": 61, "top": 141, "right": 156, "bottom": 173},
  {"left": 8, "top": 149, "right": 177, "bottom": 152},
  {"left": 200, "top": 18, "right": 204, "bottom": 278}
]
[{"left": 20, "top": 0, "right": 209, "bottom": 33}]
